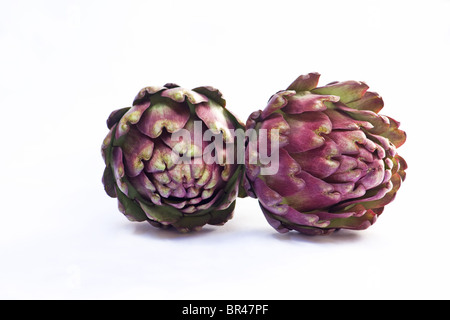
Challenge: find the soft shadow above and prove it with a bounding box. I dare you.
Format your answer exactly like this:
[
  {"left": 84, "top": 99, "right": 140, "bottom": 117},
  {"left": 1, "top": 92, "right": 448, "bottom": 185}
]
[
  {"left": 271, "top": 229, "right": 362, "bottom": 244},
  {"left": 121, "top": 221, "right": 364, "bottom": 243},
  {"left": 129, "top": 222, "right": 217, "bottom": 240}
]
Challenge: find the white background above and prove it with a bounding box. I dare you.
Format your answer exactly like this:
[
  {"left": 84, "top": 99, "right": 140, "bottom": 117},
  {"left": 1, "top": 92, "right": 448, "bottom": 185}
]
[{"left": 1, "top": 0, "right": 449, "bottom": 300}]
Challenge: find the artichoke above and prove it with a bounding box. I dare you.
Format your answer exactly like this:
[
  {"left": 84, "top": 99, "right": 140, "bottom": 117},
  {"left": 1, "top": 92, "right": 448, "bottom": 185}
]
[
  {"left": 244, "top": 73, "right": 407, "bottom": 235},
  {"left": 102, "top": 84, "right": 245, "bottom": 232}
]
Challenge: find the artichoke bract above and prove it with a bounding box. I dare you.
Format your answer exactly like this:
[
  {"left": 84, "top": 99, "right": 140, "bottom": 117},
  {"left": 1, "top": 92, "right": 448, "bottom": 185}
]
[
  {"left": 102, "top": 84, "right": 245, "bottom": 232},
  {"left": 244, "top": 73, "right": 407, "bottom": 235}
]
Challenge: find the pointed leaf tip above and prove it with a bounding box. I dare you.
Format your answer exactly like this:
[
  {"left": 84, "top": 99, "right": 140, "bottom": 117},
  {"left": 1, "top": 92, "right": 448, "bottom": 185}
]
[
  {"left": 287, "top": 72, "right": 321, "bottom": 92},
  {"left": 312, "top": 80, "right": 369, "bottom": 104}
]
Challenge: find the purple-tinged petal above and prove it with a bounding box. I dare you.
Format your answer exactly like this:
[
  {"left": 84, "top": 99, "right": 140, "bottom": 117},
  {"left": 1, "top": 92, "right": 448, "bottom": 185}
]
[
  {"left": 283, "top": 93, "right": 339, "bottom": 115},
  {"left": 287, "top": 72, "right": 321, "bottom": 92},
  {"left": 329, "top": 182, "right": 366, "bottom": 201},
  {"left": 336, "top": 103, "right": 390, "bottom": 134},
  {"left": 216, "top": 182, "right": 239, "bottom": 210},
  {"left": 380, "top": 116, "right": 407, "bottom": 148},
  {"left": 312, "top": 209, "right": 362, "bottom": 221},
  {"left": 326, "top": 208, "right": 378, "bottom": 230},
  {"left": 312, "top": 80, "right": 369, "bottom": 104},
  {"left": 290, "top": 226, "right": 336, "bottom": 235},
  {"left": 367, "top": 133, "right": 396, "bottom": 157},
  {"left": 395, "top": 155, "right": 407, "bottom": 181},
  {"left": 261, "top": 210, "right": 290, "bottom": 233},
  {"left": 246, "top": 110, "right": 261, "bottom": 130},
  {"left": 260, "top": 90, "right": 296, "bottom": 119},
  {"left": 160, "top": 119, "right": 205, "bottom": 157},
  {"left": 193, "top": 86, "right": 226, "bottom": 107},
  {"left": 362, "top": 136, "right": 378, "bottom": 154},
  {"left": 252, "top": 177, "right": 289, "bottom": 215},
  {"left": 358, "top": 147, "right": 374, "bottom": 163},
  {"left": 323, "top": 109, "right": 374, "bottom": 130},
  {"left": 162, "top": 199, "right": 187, "bottom": 209},
  {"left": 138, "top": 200, "right": 183, "bottom": 225},
  {"left": 136, "top": 99, "right": 190, "bottom": 139},
  {"left": 152, "top": 179, "right": 172, "bottom": 198},
  {"left": 382, "top": 169, "right": 393, "bottom": 185},
  {"left": 384, "top": 158, "right": 394, "bottom": 170},
  {"left": 133, "top": 86, "right": 166, "bottom": 105},
  {"left": 107, "top": 107, "right": 130, "bottom": 129},
  {"left": 121, "top": 128, "right": 154, "bottom": 177},
  {"left": 326, "top": 155, "right": 366, "bottom": 183},
  {"left": 186, "top": 186, "right": 201, "bottom": 199},
  {"left": 168, "top": 163, "right": 194, "bottom": 186},
  {"left": 284, "top": 112, "right": 332, "bottom": 153},
  {"left": 328, "top": 130, "right": 366, "bottom": 155},
  {"left": 171, "top": 185, "right": 187, "bottom": 198},
  {"left": 163, "top": 83, "right": 180, "bottom": 89},
  {"left": 111, "top": 147, "right": 128, "bottom": 196},
  {"left": 372, "top": 143, "right": 386, "bottom": 161},
  {"left": 281, "top": 207, "right": 330, "bottom": 228},
  {"left": 196, "top": 100, "right": 235, "bottom": 143},
  {"left": 259, "top": 113, "right": 291, "bottom": 149},
  {"left": 150, "top": 194, "right": 162, "bottom": 206},
  {"left": 391, "top": 155, "right": 400, "bottom": 174},
  {"left": 128, "top": 171, "right": 156, "bottom": 197},
  {"left": 290, "top": 137, "right": 341, "bottom": 179},
  {"left": 283, "top": 171, "right": 343, "bottom": 212},
  {"left": 356, "top": 217, "right": 375, "bottom": 230},
  {"left": 145, "top": 141, "right": 178, "bottom": 173},
  {"left": 204, "top": 165, "right": 220, "bottom": 189},
  {"left": 188, "top": 195, "right": 202, "bottom": 204},
  {"left": 335, "top": 180, "right": 394, "bottom": 210},
  {"left": 115, "top": 102, "right": 150, "bottom": 140},
  {"left": 346, "top": 91, "right": 384, "bottom": 113},
  {"left": 220, "top": 163, "right": 234, "bottom": 181},
  {"left": 181, "top": 206, "right": 197, "bottom": 214},
  {"left": 268, "top": 207, "right": 330, "bottom": 228},
  {"left": 245, "top": 138, "right": 261, "bottom": 180},
  {"left": 195, "top": 163, "right": 214, "bottom": 188},
  {"left": 152, "top": 171, "right": 171, "bottom": 184},
  {"left": 166, "top": 181, "right": 178, "bottom": 189},
  {"left": 361, "top": 175, "right": 403, "bottom": 210},
  {"left": 243, "top": 174, "right": 256, "bottom": 199},
  {"left": 161, "top": 87, "right": 209, "bottom": 104},
  {"left": 197, "top": 190, "right": 224, "bottom": 210},
  {"left": 260, "top": 148, "right": 305, "bottom": 197},
  {"left": 190, "top": 161, "right": 206, "bottom": 180}
]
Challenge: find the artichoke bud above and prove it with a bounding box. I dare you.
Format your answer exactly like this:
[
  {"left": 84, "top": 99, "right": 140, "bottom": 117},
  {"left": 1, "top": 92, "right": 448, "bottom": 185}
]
[
  {"left": 102, "top": 85, "right": 245, "bottom": 232},
  {"left": 244, "top": 73, "right": 407, "bottom": 235}
]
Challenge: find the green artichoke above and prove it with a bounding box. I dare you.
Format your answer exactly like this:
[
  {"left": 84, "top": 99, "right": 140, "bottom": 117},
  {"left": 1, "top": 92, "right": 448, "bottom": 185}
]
[
  {"left": 244, "top": 73, "right": 407, "bottom": 235},
  {"left": 102, "top": 84, "right": 245, "bottom": 232}
]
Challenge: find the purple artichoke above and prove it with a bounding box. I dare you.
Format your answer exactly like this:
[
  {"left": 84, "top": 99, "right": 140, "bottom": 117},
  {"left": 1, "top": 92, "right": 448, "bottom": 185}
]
[
  {"left": 102, "top": 84, "right": 245, "bottom": 232},
  {"left": 244, "top": 73, "right": 407, "bottom": 235}
]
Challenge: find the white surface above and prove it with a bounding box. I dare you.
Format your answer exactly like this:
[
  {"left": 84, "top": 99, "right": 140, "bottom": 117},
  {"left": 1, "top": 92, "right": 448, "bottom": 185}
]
[{"left": 1, "top": 0, "right": 449, "bottom": 300}]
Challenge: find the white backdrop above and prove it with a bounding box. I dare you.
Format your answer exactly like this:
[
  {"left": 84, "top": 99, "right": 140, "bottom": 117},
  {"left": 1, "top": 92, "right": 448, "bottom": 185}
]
[{"left": 1, "top": 0, "right": 449, "bottom": 299}]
